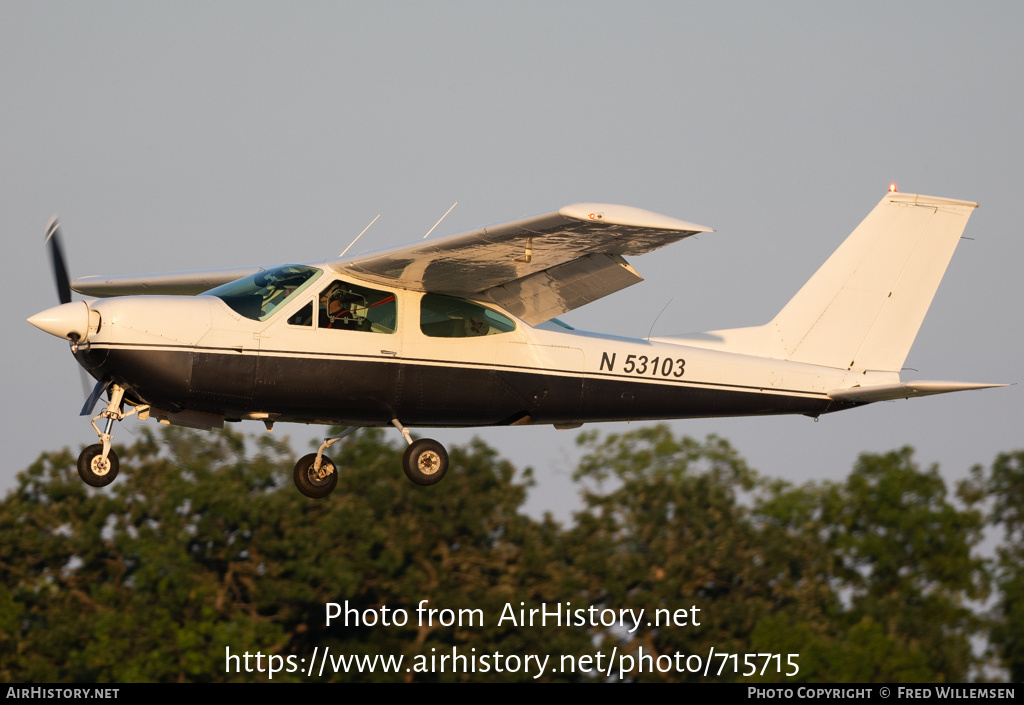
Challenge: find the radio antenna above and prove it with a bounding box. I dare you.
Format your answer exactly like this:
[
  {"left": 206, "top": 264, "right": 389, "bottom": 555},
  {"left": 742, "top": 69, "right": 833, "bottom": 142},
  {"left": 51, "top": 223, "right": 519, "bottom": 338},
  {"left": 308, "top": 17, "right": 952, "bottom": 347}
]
[
  {"left": 339, "top": 214, "right": 381, "bottom": 257},
  {"left": 423, "top": 202, "right": 458, "bottom": 239},
  {"left": 646, "top": 298, "right": 673, "bottom": 340}
]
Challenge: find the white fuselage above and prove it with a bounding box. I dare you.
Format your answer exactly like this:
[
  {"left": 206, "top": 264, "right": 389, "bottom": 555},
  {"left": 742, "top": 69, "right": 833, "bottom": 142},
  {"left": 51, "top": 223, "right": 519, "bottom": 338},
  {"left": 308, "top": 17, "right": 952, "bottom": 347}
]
[{"left": 65, "top": 269, "right": 885, "bottom": 430}]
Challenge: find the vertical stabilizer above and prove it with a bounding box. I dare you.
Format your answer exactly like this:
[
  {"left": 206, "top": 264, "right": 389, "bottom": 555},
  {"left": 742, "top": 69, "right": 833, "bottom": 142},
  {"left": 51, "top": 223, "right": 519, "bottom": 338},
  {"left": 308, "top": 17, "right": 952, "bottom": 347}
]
[{"left": 664, "top": 192, "right": 979, "bottom": 372}]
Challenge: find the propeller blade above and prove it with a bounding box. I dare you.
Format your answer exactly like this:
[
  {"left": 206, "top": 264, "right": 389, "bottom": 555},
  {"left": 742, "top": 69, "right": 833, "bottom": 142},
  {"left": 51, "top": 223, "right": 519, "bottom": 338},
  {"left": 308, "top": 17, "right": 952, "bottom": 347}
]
[
  {"left": 79, "top": 367, "right": 94, "bottom": 403},
  {"left": 46, "top": 216, "right": 72, "bottom": 305},
  {"left": 81, "top": 378, "right": 111, "bottom": 416}
]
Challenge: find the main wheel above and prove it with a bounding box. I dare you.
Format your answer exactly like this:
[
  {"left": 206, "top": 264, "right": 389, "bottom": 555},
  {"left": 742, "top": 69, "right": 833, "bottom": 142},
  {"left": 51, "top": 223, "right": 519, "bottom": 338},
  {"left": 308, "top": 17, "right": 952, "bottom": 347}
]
[
  {"left": 402, "top": 439, "right": 449, "bottom": 486},
  {"left": 77, "top": 444, "right": 119, "bottom": 487},
  {"left": 293, "top": 453, "right": 338, "bottom": 498}
]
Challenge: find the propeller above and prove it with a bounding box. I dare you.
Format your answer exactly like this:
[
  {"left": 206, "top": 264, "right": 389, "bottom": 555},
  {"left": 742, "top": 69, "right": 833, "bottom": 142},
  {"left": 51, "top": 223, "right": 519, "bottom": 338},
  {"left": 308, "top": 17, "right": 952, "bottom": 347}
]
[
  {"left": 81, "top": 379, "right": 111, "bottom": 416},
  {"left": 41, "top": 216, "right": 110, "bottom": 415},
  {"left": 46, "top": 216, "right": 73, "bottom": 305}
]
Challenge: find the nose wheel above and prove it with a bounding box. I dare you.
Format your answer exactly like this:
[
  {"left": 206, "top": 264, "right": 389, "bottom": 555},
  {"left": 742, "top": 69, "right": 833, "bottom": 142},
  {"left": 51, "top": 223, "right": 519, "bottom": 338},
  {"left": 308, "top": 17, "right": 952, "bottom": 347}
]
[
  {"left": 74, "top": 383, "right": 146, "bottom": 490},
  {"left": 77, "top": 444, "right": 120, "bottom": 487}
]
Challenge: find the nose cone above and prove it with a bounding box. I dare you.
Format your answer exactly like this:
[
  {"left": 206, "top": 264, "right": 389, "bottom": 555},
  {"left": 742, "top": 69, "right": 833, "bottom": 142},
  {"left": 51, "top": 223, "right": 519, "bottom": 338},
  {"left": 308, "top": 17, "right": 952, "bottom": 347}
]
[{"left": 28, "top": 301, "right": 92, "bottom": 341}]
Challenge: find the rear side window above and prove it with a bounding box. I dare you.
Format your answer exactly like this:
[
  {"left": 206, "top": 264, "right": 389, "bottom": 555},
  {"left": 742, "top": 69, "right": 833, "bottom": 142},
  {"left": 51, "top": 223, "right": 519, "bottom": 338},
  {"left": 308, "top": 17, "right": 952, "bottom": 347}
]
[{"left": 420, "top": 294, "right": 515, "bottom": 338}]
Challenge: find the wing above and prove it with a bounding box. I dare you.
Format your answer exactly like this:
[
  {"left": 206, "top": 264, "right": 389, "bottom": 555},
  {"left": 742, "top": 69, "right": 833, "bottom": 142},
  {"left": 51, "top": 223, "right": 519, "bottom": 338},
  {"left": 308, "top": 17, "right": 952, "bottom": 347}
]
[
  {"left": 68, "top": 203, "right": 711, "bottom": 320},
  {"left": 336, "top": 203, "right": 711, "bottom": 324},
  {"left": 71, "top": 266, "right": 267, "bottom": 297}
]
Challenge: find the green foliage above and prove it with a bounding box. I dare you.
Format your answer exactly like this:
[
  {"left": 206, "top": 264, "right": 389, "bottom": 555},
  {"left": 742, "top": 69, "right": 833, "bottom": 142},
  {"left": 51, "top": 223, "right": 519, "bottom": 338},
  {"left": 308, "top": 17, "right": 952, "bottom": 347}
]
[
  {"left": 0, "top": 426, "right": 584, "bottom": 682},
  {"left": 0, "top": 423, "right": 1014, "bottom": 682},
  {"left": 820, "top": 449, "right": 987, "bottom": 682},
  {"left": 571, "top": 429, "right": 989, "bottom": 682},
  {"left": 571, "top": 429, "right": 780, "bottom": 682},
  {"left": 969, "top": 451, "right": 1024, "bottom": 680},
  {"left": 0, "top": 428, "right": 295, "bottom": 682}
]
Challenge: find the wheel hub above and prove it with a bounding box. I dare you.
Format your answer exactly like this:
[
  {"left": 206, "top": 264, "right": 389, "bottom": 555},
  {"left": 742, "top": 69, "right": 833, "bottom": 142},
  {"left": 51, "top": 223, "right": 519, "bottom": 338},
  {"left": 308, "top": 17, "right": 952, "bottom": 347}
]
[
  {"left": 418, "top": 451, "right": 441, "bottom": 475},
  {"left": 309, "top": 462, "right": 334, "bottom": 485},
  {"left": 90, "top": 455, "right": 111, "bottom": 476}
]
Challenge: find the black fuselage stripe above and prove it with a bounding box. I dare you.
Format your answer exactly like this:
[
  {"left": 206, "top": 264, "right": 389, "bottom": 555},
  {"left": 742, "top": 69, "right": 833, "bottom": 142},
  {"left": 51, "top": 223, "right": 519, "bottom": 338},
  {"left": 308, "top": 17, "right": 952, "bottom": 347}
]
[
  {"left": 75, "top": 345, "right": 843, "bottom": 427},
  {"left": 81, "top": 342, "right": 828, "bottom": 400}
]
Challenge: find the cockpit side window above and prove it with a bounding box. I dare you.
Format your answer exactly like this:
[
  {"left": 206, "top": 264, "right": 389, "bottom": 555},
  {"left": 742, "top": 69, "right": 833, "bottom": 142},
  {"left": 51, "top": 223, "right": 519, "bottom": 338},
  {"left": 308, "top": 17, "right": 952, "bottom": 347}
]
[
  {"left": 203, "top": 265, "right": 321, "bottom": 322},
  {"left": 317, "top": 281, "right": 397, "bottom": 334},
  {"left": 288, "top": 302, "right": 314, "bottom": 327},
  {"left": 420, "top": 294, "right": 515, "bottom": 338}
]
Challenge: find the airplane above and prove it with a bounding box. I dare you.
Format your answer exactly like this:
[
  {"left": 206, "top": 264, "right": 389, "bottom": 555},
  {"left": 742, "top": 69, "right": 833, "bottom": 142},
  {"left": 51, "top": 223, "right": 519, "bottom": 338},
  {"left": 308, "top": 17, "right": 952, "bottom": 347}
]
[{"left": 28, "top": 188, "right": 1004, "bottom": 498}]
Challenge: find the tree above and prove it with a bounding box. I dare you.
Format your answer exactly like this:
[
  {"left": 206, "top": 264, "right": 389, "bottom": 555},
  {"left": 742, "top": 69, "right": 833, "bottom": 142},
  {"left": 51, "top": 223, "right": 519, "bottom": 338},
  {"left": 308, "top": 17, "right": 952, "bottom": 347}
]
[
  {"left": 0, "top": 426, "right": 588, "bottom": 682},
  {"left": 760, "top": 448, "right": 989, "bottom": 682},
  {"left": 970, "top": 451, "right": 1024, "bottom": 680},
  {"left": 0, "top": 423, "right": 1002, "bottom": 682},
  {"left": 570, "top": 427, "right": 839, "bottom": 682},
  {"left": 821, "top": 448, "right": 987, "bottom": 681},
  {"left": 569, "top": 427, "right": 989, "bottom": 682},
  {"left": 0, "top": 427, "right": 296, "bottom": 682}
]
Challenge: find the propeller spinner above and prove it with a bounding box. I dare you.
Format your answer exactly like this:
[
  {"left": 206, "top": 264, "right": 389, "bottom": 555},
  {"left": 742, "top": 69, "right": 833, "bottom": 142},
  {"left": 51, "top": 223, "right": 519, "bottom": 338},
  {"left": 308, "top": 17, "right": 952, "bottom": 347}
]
[
  {"left": 28, "top": 216, "right": 108, "bottom": 416},
  {"left": 29, "top": 216, "right": 94, "bottom": 341}
]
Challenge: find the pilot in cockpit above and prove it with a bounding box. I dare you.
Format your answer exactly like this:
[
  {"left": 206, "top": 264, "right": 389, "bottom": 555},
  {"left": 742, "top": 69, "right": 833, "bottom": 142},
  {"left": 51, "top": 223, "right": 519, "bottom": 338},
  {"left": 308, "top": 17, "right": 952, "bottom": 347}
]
[{"left": 320, "top": 284, "right": 370, "bottom": 331}]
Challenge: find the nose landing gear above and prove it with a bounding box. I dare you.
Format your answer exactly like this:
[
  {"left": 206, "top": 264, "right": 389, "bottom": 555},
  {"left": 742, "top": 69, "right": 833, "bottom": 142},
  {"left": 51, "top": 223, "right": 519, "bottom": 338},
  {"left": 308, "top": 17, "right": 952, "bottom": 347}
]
[{"left": 76, "top": 383, "right": 148, "bottom": 489}]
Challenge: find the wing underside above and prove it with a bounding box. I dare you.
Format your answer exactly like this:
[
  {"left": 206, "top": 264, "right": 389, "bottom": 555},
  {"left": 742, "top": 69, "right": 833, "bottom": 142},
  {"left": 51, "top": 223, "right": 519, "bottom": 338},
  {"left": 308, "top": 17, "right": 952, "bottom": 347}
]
[{"left": 335, "top": 203, "right": 710, "bottom": 324}]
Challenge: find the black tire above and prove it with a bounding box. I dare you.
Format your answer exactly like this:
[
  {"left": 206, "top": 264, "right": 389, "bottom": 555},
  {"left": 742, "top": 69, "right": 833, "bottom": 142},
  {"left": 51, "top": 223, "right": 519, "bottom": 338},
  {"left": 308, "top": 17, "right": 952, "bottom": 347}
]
[
  {"left": 77, "top": 444, "right": 119, "bottom": 487},
  {"left": 402, "top": 439, "right": 449, "bottom": 486},
  {"left": 293, "top": 453, "right": 337, "bottom": 498}
]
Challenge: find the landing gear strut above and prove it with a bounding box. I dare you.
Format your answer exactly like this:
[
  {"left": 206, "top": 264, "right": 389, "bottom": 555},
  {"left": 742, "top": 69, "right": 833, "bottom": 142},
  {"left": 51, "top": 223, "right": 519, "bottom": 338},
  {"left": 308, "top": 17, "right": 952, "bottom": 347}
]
[{"left": 76, "top": 383, "right": 147, "bottom": 489}]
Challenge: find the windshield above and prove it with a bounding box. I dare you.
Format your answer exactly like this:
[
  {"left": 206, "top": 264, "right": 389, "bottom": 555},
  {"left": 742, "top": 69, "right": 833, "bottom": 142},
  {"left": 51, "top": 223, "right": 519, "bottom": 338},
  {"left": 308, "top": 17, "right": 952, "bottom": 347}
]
[{"left": 203, "top": 265, "right": 322, "bottom": 321}]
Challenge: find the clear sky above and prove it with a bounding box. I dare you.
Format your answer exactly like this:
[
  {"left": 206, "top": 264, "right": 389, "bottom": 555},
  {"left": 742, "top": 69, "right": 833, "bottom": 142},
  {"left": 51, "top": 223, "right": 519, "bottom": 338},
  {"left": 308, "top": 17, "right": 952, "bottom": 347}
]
[{"left": 3, "top": 1, "right": 1020, "bottom": 519}]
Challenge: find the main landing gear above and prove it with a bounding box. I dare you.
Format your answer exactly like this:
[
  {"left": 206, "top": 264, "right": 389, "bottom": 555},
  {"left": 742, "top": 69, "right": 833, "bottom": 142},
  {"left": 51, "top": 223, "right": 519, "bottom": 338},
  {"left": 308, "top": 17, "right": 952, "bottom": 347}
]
[
  {"left": 76, "top": 383, "right": 148, "bottom": 488},
  {"left": 402, "top": 438, "right": 449, "bottom": 486},
  {"left": 292, "top": 419, "right": 450, "bottom": 498}
]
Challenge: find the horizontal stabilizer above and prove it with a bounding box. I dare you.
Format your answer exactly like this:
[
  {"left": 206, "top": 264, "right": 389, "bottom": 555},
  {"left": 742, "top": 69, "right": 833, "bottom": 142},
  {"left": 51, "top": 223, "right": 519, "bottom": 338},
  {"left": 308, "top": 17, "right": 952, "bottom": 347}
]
[{"left": 828, "top": 380, "right": 1007, "bottom": 403}]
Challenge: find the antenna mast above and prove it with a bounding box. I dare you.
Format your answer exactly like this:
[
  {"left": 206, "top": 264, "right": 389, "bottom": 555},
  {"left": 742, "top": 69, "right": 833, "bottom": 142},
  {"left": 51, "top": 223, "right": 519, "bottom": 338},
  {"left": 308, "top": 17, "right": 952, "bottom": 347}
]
[
  {"left": 423, "top": 202, "right": 458, "bottom": 239},
  {"left": 339, "top": 214, "right": 381, "bottom": 258}
]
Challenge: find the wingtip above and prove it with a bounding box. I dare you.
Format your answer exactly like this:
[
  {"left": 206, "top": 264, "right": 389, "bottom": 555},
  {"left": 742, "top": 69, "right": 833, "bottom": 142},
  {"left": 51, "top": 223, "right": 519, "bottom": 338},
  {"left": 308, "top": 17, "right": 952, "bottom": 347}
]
[{"left": 559, "top": 203, "right": 713, "bottom": 233}]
